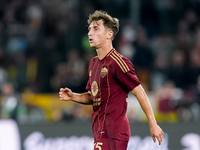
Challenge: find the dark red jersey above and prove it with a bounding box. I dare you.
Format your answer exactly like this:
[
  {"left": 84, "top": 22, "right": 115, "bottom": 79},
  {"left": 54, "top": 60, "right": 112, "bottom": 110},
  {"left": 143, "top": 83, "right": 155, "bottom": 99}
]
[{"left": 86, "top": 48, "right": 141, "bottom": 141}]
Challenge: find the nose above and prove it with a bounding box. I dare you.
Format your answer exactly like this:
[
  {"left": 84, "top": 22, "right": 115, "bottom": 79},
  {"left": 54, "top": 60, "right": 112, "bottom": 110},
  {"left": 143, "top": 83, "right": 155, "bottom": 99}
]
[
  {"left": 88, "top": 29, "right": 92, "bottom": 36},
  {"left": 88, "top": 30, "right": 91, "bottom": 36}
]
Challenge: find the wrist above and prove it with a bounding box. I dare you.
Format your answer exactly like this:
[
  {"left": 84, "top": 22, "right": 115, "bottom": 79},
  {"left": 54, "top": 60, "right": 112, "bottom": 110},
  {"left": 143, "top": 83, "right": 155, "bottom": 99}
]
[
  {"left": 71, "top": 93, "right": 75, "bottom": 101},
  {"left": 148, "top": 116, "right": 157, "bottom": 127}
]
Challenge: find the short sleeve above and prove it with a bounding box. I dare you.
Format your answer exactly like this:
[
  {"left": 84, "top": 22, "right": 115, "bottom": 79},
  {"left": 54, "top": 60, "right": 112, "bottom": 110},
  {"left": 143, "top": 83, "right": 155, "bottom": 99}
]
[
  {"left": 86, "top": 60, "right": 92, "bottom": 91},
  {"left": 86, "top": 80, "right": 91, "bottom": 91},
  {"left": 113, "top": 57, "right": 141, "bottom": 91}
]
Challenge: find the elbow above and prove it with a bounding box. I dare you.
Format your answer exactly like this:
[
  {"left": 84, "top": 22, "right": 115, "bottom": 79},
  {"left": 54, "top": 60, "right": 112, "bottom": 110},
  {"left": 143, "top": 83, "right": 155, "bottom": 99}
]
[{"left": 131, "top": 85, "right": 147, "bottom": 100}]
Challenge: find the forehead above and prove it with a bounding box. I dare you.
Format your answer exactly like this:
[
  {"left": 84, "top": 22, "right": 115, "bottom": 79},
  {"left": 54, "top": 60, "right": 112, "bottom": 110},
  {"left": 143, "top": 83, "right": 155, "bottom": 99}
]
[{"left": 89, "top": 19, "right": 104, "bottom": 28}]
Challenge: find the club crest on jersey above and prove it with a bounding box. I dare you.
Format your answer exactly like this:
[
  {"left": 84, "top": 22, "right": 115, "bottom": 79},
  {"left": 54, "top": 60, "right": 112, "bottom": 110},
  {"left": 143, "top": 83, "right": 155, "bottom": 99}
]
[
  {"left": 101, "top": 67, "right": 108, "bottom": 78},
  {"left": 91, "top": 81, "right": 98, "bottom": 96}
]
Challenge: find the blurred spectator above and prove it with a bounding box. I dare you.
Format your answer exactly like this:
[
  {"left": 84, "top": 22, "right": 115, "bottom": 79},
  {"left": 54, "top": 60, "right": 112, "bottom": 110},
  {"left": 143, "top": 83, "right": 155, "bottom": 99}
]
[
  {"left": 133, "top": 26, "right": 154, "bottom": 69},
  {"left": 141, "top": 0, "right": 159, "bottom": 37},
  {"left": 189, "top": 26, "right": 200, "bottom": 85},
  {"left": 150, "top": 31, "right": 175, "bottom": 67},
  {"left": 193, "top": 75, "right": 200, "bottom": 122},
  {"left": 0, "top": 67, "right": 7, "bottom": 90},
  {"left": 150, "top": 55, "right": 168, "bottom": 91},
  {"left": 51, "top": 49, "right": 87, "bottom": 93},
  {"left": 153, "top": 0, "right": 178, "bottom": 33},
  {"left": 154, "top": 81, "right": 183, "bottom": 122},
  {"left": 50, "top": 62, "right": 69, "bottom": 92},
  {"left": 26, "top": 2, "right": 43, "bottom": 27},
  {"left": 64, "top": 49, "right": 88, "bottom": 92},
  {"left": 6, "top": 36, "right": 27, "bottom": 53},
  {"left": 0, "top": 82, "right": 20, "bottom": 120},
  {"left": 6, "top": 51, "right": 27, "bottom": 92},
  {"left": 0, "top": 82, "right": 44, "bottom": 124},
  {"left": 168, "top": 50, "right": 189, "bottom": 89},
  {"left": 174, "top": 68, "right": 198, "bottom": 123},
  {"left": 118, "top": 20, "right": 136, "bottom": 60},
  {"left": 132, "top": 26, "right": 154, "bottom": 90},
  {"left": 62, "top": 104, "right": 91, "bottom": 122},
  {"left": 25, "top": 104, "right": 45, "bottom": 124},
  {"left": 184, "top": 9, "right": 198, "bottom": 33}
]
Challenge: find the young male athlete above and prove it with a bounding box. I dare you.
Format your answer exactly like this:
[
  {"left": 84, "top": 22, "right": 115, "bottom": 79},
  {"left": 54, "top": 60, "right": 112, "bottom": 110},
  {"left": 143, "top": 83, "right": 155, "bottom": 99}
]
[{"left": 59, "top": 10, "right": 164, "bottom": 150}]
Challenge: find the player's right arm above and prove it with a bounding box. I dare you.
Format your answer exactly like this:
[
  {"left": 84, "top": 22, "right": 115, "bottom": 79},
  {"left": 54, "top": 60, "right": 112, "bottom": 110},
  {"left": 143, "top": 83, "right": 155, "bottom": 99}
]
[{"left": 59, "top": 88, "right": 93, "bottom": 105}]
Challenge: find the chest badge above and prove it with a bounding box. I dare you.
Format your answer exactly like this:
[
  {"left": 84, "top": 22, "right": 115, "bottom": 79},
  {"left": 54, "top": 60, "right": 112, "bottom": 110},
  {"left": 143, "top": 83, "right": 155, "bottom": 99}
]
[{"left": 101, "top": 67, "right": 108, "bottom": 78}]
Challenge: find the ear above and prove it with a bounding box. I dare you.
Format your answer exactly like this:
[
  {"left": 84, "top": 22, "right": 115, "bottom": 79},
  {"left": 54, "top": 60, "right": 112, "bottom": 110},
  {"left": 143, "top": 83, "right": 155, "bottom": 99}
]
[{"left": 107, "top": 30, "right": 113, "bottom": 40}]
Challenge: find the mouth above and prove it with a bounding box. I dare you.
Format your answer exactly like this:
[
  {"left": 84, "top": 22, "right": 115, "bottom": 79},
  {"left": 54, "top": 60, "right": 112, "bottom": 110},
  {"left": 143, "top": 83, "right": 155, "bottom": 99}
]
[{"left": 89, "top": 38, "right": 93, "bottom": 43}]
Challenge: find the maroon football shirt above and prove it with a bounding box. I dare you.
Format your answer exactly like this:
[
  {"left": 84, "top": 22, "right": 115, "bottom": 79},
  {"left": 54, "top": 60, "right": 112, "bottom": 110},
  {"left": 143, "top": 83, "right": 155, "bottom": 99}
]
[{"left": 86, "top": 48, "right": 141, "bottom": 141}]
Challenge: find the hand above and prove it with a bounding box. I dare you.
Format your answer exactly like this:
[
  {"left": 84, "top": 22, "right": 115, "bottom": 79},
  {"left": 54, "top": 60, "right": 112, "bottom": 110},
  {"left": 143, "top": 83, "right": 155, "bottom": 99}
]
[
  {"left": 150, "top": 124, "right": 164, "bottom": 145},
  {"left": 59, "top": 88, "right": 73, "bottom": 101}
]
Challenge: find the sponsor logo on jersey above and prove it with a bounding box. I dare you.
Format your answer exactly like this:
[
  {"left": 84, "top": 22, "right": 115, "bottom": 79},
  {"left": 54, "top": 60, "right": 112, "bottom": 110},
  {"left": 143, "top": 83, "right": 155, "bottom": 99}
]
[
  {"left": 93, "top": 98, "right": 101, "bottom": 106},
  {"left": 100, "top": 67, "right": 108, "bottom": 78},
  {"left": 91, "top": 81, "right": 98, "bottom": 96}
]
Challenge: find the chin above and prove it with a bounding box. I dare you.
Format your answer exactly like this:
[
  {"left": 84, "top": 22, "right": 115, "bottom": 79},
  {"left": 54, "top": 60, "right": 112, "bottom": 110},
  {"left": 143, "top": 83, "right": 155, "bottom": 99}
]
[{"left": 90, "top": 44, "right": 96, "bottom": 48}]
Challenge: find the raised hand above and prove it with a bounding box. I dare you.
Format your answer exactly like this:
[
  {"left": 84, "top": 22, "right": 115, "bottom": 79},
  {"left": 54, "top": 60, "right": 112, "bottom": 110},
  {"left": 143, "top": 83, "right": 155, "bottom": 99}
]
[{"left": 59, "top": 88, "right": 73, "bottom": 101}]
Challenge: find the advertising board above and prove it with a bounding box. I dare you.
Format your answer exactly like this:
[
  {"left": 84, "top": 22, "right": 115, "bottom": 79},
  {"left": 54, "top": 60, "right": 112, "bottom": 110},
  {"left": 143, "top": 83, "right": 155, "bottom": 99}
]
[{"left": 0, "top": 120, "right": 199, "bottom": 150}]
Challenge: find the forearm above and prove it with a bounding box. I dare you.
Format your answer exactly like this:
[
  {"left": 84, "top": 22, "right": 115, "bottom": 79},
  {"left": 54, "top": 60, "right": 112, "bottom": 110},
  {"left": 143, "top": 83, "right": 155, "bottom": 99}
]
[
  {"left": 131, "top": 85, "right": 157, "bottom": 127},
  {"left": 131, "top": 85, "right": 164, "bottom": 145},
  {"left": 72, "top": 92, "right": 93, "bottom": 105},
  {"left": 137, "top": 93, "right": 157, "bottom": 126}
]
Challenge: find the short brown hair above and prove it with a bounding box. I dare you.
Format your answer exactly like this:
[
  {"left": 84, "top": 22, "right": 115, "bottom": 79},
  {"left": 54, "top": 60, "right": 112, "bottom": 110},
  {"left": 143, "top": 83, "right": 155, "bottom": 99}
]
[{"left": 88, "top": 10, "right": 119, "bottom": 40}]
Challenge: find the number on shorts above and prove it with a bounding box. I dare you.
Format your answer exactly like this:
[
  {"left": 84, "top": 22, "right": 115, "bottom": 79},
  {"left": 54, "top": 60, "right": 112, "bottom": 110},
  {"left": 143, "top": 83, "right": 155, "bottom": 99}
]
[{"left": 94, "top": 142, "right": 103, "bottom": 150}]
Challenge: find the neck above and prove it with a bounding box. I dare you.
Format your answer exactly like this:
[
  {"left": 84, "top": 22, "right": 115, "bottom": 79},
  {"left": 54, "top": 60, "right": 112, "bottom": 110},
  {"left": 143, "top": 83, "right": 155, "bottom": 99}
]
[{"left": 96, "top": 44, "right": 113, "bottom": 60}]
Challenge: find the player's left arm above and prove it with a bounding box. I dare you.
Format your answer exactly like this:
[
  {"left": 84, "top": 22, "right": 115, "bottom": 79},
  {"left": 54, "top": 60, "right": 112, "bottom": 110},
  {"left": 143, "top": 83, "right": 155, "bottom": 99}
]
[{"left": 131, "top": 84, "right": 164, "bottom": 145}]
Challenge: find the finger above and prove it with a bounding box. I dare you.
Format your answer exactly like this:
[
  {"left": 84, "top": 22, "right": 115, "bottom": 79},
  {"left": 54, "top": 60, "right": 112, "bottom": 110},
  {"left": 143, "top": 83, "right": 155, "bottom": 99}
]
[
  {"left": 158, "top": 137, "right": 162, "bottom": 145},
  {"left": 59, "top": 93, "right": 62, "bottom": 98},
  {"left": 160, "top": 131, "right": 164, "bottom": 140},
  {"left": 158, "top": 135, "right": 163, "bottom": 145},
  {"left": 59, "top": 93, "right": 63, "bottom": 98},
  {"left": 60, "top": 95, "right": 63, "bottom": 100},
  {"left": 64, "top": 87, "right": 70, "bottom": 91},
  {"left": 152, "top": 135, "right": 156, "bottom": 143}
]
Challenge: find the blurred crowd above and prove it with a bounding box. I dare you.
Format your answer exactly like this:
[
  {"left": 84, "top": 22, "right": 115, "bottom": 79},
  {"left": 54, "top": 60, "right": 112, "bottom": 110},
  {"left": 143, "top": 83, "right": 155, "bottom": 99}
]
[{"left": 0, "top": 0, "right": 200, "bottom": 124}]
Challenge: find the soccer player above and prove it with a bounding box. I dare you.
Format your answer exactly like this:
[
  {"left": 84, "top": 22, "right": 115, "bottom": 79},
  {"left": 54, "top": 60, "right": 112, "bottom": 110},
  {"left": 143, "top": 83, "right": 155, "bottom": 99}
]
[{"left": 59, "top": 10, "right": 164, "bottom": 150}]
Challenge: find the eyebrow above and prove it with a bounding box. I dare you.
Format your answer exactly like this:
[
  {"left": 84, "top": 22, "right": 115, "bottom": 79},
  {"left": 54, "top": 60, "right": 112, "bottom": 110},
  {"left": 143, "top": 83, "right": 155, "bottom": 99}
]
[{"left": 88, "top": 25, "right": 98, "bottom": 30}]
